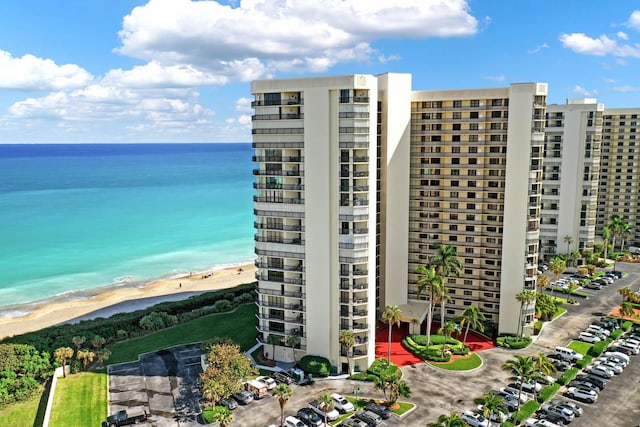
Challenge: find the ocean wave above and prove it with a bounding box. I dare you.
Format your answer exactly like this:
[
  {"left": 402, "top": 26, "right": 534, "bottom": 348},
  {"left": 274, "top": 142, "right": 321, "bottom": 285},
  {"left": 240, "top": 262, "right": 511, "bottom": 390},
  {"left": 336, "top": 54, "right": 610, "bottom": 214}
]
[{"left": 0, "top": 309, "right": 30, "bottom": 319}]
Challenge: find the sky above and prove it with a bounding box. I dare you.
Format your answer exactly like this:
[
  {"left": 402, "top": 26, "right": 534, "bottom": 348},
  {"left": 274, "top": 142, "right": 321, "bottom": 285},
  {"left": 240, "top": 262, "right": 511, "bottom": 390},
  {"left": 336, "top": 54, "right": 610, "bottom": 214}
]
[{"left": 0, "top": 0, "right": 639, "bottom": 143}]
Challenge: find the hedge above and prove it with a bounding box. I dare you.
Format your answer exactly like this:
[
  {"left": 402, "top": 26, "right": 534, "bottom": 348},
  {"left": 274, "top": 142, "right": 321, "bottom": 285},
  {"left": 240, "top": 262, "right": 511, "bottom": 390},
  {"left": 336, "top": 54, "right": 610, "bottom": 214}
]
[
  {"left": 589, "top": 339, "right": 612, "bottom": 357},
  {"left": 575, "top": 355, "right": 593, "bottom": 369},
  {"left": 556, "top": 367, "right": 579, "bottom": 385},
  {"left": 514, "top": 401, "right": 541, "bottom": 424},
  {"left": 537, "top": 383, "right": 560, "bottom": 403},
  {"left": 610, "top": 329, "right": 624, "bottom": 340},
  {"left": 496, "top": 335, "right": 532, "bottom": 349},
  {"left": 299, "top": 355, "right": 331, "bottom": 377},
  {"left": 622, "top": 321, "right": 633, "bottom": 331}
]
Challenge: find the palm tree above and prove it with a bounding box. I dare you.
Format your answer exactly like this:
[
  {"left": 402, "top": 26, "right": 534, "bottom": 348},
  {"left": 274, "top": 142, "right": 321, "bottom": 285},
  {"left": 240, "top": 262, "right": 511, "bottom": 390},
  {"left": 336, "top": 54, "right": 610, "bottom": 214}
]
[
  {"left": 563, "top": 235, "right": 574, "bottom": 254},
  {"left": 618, "top": 286, "right": 634, "bottom": 303},
  {"left": 416, "top": 265, "right": 444, "bottom": 347},
  {"left": 602, "top": 226, "right": 611, "bottom": 261},
  {"left": 384, "top": 377, "right": 411, "bottom": 404},
  {"left": 53, "top": 347, "right": 74, "bottom": 378},
  {"left": 515, "top": 290, "right": 536, "bottom": 337},
  {"left": 381, "top": 305, "right": 401, "bottom": 363},
  {"left": 213, "top": 406, "right": 234, "bottom": 427},
  {"left": 429, "top": 412, "right": 466, "bottom": 427},
  {"left": 619, "top": 222, "right": 633, "bottom": 252},
  {"left": 273, "top": 383, "right": 292, "bottom": 427},
  {"left": 536, "top": 274, "right": 550, "bottom": 294},
  {"left": 286, "top": 334, "right": 301, "bottom": 362},
  {"left": 548, "top": 257, "right": 566, "bottom": 282},
  {"left": 339, "top": 330, "right": 356, "bottom": 374},
  {"left": 438, "top": 320, "right": 460, "bottom": 357},
  {"left": 458, "top": 305, "right": 485, "bottom": 345},
  {"left": 71, "top": 336, "right": 86, "bottom": 353},
  {"left": 318, "top": 392, "right": 335, "bottom": 426},
  {"left": 620, "top": 301, "right": 636, "bottom": 318},
  {"left": 77, "top": 349, "right": 95, "bottom": 371},
  {"left": 430, "top": 244, "right": 463, "bottom": 326},
  {"left": 433, "top": 281, "right": 450, "bottom": 330},
  {"left": 533, "top": 352, "right": 557, "bottom": 384},
  {"left": 502, "top": 355, "right": 536, "bottom": 419},
  {"left": 609, "top": 215, "right": 625, "bottom": 251},
  {"left": 474, "top": 392, "right": 507, "bottom": 424}
]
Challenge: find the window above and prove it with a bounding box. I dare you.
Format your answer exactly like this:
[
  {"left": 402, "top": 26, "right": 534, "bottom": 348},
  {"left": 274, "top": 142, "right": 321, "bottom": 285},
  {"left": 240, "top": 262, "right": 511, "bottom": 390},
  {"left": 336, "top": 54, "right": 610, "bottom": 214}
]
[
  {"left": 453, "top": 100, "right": 462, "bottom": 108},
  {"left": 339, "top": 89, "right": 350, "bottom": 103},
  {"left": 491, "top": 111, "right": 501, "bottom": 118},
  {"left": 470, "top": 100, "right": 479, "bottom": 107},
  {"left": 452, "top": 124, "right": 461, "bottom": 131},
  {"left": 470, "top": 111, "right": 479, "bottom": 119}
]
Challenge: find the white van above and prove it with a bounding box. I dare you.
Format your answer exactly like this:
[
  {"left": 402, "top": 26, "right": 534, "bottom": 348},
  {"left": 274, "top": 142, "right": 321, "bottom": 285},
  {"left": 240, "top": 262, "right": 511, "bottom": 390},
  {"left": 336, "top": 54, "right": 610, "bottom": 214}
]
[{"left": 554, "top": 346, "right": 584, "bottom": 361}]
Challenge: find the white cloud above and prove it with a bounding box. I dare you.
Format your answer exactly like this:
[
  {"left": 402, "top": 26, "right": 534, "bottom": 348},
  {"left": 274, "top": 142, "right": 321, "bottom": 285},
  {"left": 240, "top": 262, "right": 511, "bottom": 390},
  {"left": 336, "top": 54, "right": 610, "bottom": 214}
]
[
  {"left": 0, "top": 50, "right": 93, "bottom": 91},
  {"left": 235, "top": 97, "right": 252, "bottom": 112},
  {"left": 237, "top": 114, "right": 251, "bottom": 125},
  {"left": 617, "top": 31, "right": 629, "bottom": 40},
  {"left": 527, "top": 43, "right": 548, "bottom": 54},
  {"left": 602, "top": 77, "right": 616, "bottom": 84},
  {"left": 481, "top": 74, "right": 505, "bottom": 82},
  {"left": 629, "top": 10, "right": 640, "bottom": 30},
  {"left": 571, "top": 85, "right": 597, "bottom": 97},
  {"left": 560, "top": 33, "right": 640, "bottom": 58},
  {"left": 612, "top": 85, "right": 640, "bottom": 93},
  {"left": 116, "top": 0, "right": 478, "bottom": 74}
]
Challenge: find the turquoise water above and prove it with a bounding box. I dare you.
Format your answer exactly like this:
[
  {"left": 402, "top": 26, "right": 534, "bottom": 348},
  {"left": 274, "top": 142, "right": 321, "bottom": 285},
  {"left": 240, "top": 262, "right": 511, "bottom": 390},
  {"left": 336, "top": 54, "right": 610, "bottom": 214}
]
[{"left": 0, "top": 143, "right": 255, "bottom": 315}]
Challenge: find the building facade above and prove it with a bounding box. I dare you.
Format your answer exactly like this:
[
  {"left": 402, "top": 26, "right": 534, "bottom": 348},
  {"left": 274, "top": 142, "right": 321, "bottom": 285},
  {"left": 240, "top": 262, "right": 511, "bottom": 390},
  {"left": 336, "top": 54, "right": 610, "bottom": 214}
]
[
  {"left": 540, "top": 99, "right": 604, "bottom": 257},
  {"left": 251, "top": 74, "right": 547, "bottom": 370}
]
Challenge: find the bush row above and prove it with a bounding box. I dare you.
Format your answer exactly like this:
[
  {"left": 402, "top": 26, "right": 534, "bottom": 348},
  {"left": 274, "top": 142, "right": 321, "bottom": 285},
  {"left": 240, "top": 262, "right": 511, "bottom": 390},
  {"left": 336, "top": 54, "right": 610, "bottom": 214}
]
[
  {"left": 496, "top": 335, "right": 532, "bottom": 349},
  {"left": 556, "top": 367, "right": 579, "bottom": 385},
  {"left": 537, "top": 383, "right": 560, "bottom": 403},
  {"left": 514, "top": 400, "right": 540, "bottom": 424}
]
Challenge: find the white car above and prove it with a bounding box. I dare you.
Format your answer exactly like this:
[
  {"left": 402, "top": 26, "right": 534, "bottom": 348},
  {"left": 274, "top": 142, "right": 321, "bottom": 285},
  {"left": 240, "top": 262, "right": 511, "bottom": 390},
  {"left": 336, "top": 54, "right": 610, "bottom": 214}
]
[
  {"left": 603, "top": 352, "right": 629, "bottom": 366},
  {"left": 331, "top": 393, "right": 354, "bottom": 413},
  {"left": 585, "top": 365, "right": 614, "bottom": 379},
  {"left": 476, "top": 405, "right": 508, "bottom": 423},
  {"left": 594, "top": 359, "right": 623, "bottom": 374},
  {"left": 284, "top": 416, "right": 305, "bottom": 427},
  {"left": 256, "top": 375, "right": 277, "bottom": 390},
  {"left": 540, "top": 404, "right": 575, "bottom": 423},
  {"left": 587, "top": 324, "right": 610, "bottom": 336},
  {"left": 565, "top": 386, "right": 598, "bottom": 403},
  {"left": 525, "top": 418, "right": 562, "bottom": 427},
  {"left": 512, "top": 379, "right": 543, "bottom": 393},
  {"left": 614, "top": 340, "right": 640, "bottom": 355},
  {"left": 501, "top": 386, "right": 531, "bottom": 403},
  {"left": 578, "top": 332, "right": 601, "bottom": 343},
  {"left": 460, "top": 410, "right": 489, "bottom": 427}
]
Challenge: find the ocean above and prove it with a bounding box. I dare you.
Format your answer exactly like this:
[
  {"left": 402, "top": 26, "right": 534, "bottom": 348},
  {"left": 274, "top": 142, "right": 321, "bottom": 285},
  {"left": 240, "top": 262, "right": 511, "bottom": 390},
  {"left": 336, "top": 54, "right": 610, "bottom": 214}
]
[{"left": 0, "top": 143, "right": 255, "bottom": 317}]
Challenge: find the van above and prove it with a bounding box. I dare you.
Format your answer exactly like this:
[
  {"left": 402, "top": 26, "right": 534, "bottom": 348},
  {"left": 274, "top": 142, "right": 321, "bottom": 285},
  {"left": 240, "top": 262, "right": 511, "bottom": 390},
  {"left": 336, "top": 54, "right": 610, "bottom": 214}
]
[
  {"left": 355, "top": 410, "right": 382, "bottom": 426},
  {"left": 554, "top": 346, "right": 584, "bottom": 361},
  {"left": 244, "top": 379, "right": 268, "bottom": 399}
]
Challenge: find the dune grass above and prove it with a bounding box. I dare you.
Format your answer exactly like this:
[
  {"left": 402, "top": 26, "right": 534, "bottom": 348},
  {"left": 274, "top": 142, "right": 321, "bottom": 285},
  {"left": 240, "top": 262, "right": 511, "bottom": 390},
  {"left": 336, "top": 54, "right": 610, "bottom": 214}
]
[
  {"left": 49, "top": 372, "right": 107, "bottom": 427},
  {"left": 108, "top": 303, "right": 257, "bottom": 364}
]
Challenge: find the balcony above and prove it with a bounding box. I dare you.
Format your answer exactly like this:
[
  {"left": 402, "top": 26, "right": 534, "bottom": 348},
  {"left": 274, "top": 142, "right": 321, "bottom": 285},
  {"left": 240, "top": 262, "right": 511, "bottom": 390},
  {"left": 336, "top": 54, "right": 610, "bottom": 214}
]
[
  {"left": 252, "top": 169, "right": 303, "bottom": 177},
  {"left": 252, "top": 155, "right": 303, "bottom": 163},
  {"left": 255, "top": 273, "right": 305, "bottom": 285},
  {"left": 255, "top": 236, "right": 304, "bottom": 245},
  {"left": 255, "top": 261, "right": 304, "bottom": 271},
  {"left": 253, "top": 196, "right": 305, "bottom": 205},
  {"left": 257, "top": 300, "right": 304, "bottom": 311},
  {"left": 254, "top": 222, "right": 303, "bottom": 232},
  {"left": 256, "top": 287, "right": 304, "bottom": 298},
  {"left": 252, "top": 113, "right": 303, "bottom": 121}
]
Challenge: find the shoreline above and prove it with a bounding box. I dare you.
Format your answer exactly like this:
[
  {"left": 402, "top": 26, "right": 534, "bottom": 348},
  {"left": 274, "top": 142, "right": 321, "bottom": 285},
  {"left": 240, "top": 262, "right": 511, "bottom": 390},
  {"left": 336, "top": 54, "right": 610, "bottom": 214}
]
[{"left": 0, "top": 262, "right": 257, "bottom": 340}]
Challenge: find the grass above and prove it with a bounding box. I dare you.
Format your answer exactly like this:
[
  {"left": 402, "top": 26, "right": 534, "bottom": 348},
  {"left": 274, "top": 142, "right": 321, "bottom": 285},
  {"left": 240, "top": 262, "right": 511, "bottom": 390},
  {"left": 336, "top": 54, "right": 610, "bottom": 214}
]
[
  {"left": 49, "top": 372, "right": 107, "bottom": 427},
  {"left": 0, "top": 390, "right": 45, "bottom": 427},
  {"left": 108, "top": 303, "right": 257, "bottom": 364},
  {"left": 567, "top": 340, "right": 592, "bottom": 356},
  {"left": 428, "top": 353, "right": 482, "bottom": 370}
]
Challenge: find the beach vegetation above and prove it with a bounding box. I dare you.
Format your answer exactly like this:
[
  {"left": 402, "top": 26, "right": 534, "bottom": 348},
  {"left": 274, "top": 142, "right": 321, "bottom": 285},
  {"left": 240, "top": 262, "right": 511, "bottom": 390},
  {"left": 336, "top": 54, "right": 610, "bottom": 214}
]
[
  {"left": 0, "top": 391, "right": 44, "bottom": 427},
  {"left": 200, "top": 341, "right": 258, "bottom": 407},
  {"left": 48, "top": 371, "right": 107, "bottom": 427},
  {"left": 53, "top": 347, "right": 73, "bottom": 378},
  {"left": 0, "top": 344, "right": 51, "bottom": 406}
]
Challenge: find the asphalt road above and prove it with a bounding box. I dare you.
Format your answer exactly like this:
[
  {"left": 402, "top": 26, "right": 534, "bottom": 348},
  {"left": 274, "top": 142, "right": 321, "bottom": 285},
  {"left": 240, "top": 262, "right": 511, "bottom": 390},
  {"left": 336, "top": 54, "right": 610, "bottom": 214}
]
[{"left": 106, "top": 262, "right": 640, "bottom": 427}]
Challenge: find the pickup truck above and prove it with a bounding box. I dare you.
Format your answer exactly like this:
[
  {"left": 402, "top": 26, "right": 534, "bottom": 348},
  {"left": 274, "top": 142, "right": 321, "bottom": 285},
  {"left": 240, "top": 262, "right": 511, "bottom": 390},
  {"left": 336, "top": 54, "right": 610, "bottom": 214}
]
[
  {"left": 102, "top": 409, "right": 148, "bottom": 427},
  {"left": 308, "top": 400, "right": 339, "bottom": 421}
]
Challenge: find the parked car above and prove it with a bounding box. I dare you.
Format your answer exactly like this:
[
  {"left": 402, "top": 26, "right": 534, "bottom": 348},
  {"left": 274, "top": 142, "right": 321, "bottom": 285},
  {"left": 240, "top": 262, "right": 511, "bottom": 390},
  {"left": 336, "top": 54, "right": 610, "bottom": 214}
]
[
  {"left": 585, "top": 365, "right": 614, "bottom": 379},
  {"left": 284, "top": 416, "right": 306, "bottom": 427},
  {"left": 604, "top": 351, "right": 630, "bottom": 364},
  {"left": 587, "top": 324, "right": 611, "bottom": 336},
  {"left": 565, "top": 386, "right": 598, "bottom": 403},
  {"left": 296, "top": 408, "right": 323, "bottom": 426},
  {"left": 615, "top": 340, "right": 640, "bottom": 355},
  {"left": 501, "top": 386, "right": 532, "bottom": 403},
  {"left": 525, "top": 418, "right": 562, "bottom": 427},
  {"left": 594, "top": 359, "right": 624, "bottom": 374},
  {"left": 232, "top": 390, "right": 253, "bottom": 405},
  {"left": 103, "top": 410, "right": 148, "bottom": 427},
  {"left": 512, "top": 380, "right": 542, "bottom": 393},
  {"left": 340, "top": 418, "right": 369, "bottom": 427},
  {"left": 308, "top": 400, "right": 340, "bottom": 421},
  {"left": 219, "top": 397, "right": 238, "bottom": 410},
  {"left": 549, "top": 399, "right": 583, "bottom": 417},
  {"left": 256, "top": 375, "right": 277, "bottom": 390},
  {"left": 554, "top": 346, "right": 583, "bottom": 361},
  {"left": 460, "top": 410, "right": 489, "bottom": 427},
  {"left": 365, "top": 403, "right": 392, "bottom": 419},
  {"left": 272, "top": 371, "right": 294, "bottom": 384},
  {"left": 574, "top": 374, "right": 607, "bottom": 390},
  {"left": 585, "top": 282, "right": 602, "bottom": 290},
  {"left": 578, "top": 331, "right": 601, "bottom": 343},
  {"left": 540, "top": 404, "right": 575, "bottom": 423},
  {"left": 490, "top": 390, "right": 520, "bottom": 411},
  {"left": 567, "top": 380, "right": 600, "bottom": 392},
  {"left": 331, "top": 393, "right": 355, "bottom": 413},
  {"left": 551, "top": 358, "right": 572, "bottom": 371},
  {"left": 476, "top": 405, "right": 508, "bottom": 423},
  {"left": 354, "top": 410, "right": 382, "bottom": 426}
]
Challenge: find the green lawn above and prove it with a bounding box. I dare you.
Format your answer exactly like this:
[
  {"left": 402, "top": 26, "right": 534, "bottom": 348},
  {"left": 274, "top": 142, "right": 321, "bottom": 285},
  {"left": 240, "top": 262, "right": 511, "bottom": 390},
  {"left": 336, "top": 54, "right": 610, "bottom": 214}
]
[
  {"left": 428, "top": 353, "right": 482, "bottom": 371},
  {"left": 49, "top": 372, "right": 107, "bottom": 427},
  {"left": 567, "top": 340, "right": 592, "bottom": 355},
  {"left": 0, "top": 390, "right": 45, "bottom": 427},
  {"left": 108, "top": 303, "right": 257, "bottom": 364}
]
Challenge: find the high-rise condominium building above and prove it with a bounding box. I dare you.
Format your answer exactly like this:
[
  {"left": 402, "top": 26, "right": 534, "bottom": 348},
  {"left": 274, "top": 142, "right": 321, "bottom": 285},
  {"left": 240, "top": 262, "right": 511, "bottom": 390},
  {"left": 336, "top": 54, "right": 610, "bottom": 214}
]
[
  {"left": 540, "top": 99, "right": 604, "bottom": 257},
  {"left": 597, "top": 108, "right": 640, "bottom": 247},
  {"left": 251, "top": 73, "right": 547, "bottom": 371}
]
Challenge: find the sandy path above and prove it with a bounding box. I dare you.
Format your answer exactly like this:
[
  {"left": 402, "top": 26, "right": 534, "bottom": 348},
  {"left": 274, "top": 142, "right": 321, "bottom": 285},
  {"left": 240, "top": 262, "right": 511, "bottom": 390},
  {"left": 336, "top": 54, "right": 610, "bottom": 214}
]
[{"left": 0, "top": 262, "right": 256, "bottom": 339}]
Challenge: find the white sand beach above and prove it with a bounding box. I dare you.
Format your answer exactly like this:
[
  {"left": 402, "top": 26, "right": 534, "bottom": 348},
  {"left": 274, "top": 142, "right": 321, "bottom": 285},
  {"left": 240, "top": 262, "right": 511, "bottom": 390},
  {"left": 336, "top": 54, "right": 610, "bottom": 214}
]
[{"left": 0, "top": 262, "right": 256, "bottom": 340}]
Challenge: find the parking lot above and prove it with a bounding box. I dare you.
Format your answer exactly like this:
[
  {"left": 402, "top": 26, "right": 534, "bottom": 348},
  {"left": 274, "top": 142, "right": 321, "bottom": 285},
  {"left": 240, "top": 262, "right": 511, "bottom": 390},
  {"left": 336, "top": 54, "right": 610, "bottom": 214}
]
[{"left": 106, "top": 263, "right": 640, "bottom": 426}]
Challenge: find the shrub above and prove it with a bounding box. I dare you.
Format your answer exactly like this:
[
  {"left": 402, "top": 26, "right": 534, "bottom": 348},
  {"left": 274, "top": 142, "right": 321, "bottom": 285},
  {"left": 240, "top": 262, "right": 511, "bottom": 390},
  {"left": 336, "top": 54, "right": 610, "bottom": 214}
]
[
  {"left": 537, "top": 383, "right": 560, "bottom": 403},
  {"left": 589, "top": 339, "right": 612, "bottom": 357},
  {"left": 299, "top": 355, "right": 331, "bottom": 377},
  {"left": 501, "top": 422, "right": 515, "bottom": 427},
  {"left": 575, "top": 355, "right": 593, "bottom": 369},
  {"left": 515, "top": 401, "right": 540, "bottom": 424},
  {"left": 556, "top": 367, "right": 579, "bottom": 385},
  {"left": 610, "top": 329, "right": 624, "bottom": 339},
  {"left": 496, "top": 335, "right": 532, "bottom": 349},
  {"left": 622, "top": 321, "right": 633, "bottom": 331}
]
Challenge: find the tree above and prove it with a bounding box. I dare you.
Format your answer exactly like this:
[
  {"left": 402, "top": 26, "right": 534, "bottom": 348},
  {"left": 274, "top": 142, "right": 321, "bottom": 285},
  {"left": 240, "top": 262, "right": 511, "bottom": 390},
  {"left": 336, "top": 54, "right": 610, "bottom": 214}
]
[
  {"left": 602, "top": 226, "right": 611, "bottom": 261},
  {"left": 416, "top": 265, "right": 444, "bottom": 348},
  {"left": 383, "top": 376, "right": 411, "bottom": 404},
  {"left": 533, "top": 352, "right": 557, "bottom": 379},
  {"left": 286, "top": 334, "right": 301, "bottom": 362},
  {"left": 515, "top": 290, "right": 536, "bottom": 337},
  {"left": 618, "top": 286, "right": 634, "bottom": 303},
  {"left": 381, "top": 305, "right": 401, "bottom": 363},
  {"left": 536, "top": 274, "right": 550, "bottom": 295},
  {"left": 437, "top": 320, "right": 460, "bottom": 357},
  {"left": 620, "top": 301, "right": 637, "bottom": 318},
  {"left": 429, "top": 412, "right": 466, "bottom": 427},
  {"left": 548, "top": 257, "right": 566, "bottom": 282},
  {"left": 473, "top": 392, "right": 507, "bottom": 424},
  {"left": 535, "top": 293, "right": 559, "bottom": 321},
  {"left": 619, "top": 222, "right": 633, "bottom": 252},
  {"left": 71, "top": 336, "right": 86, "bottom": 353},
  {"left": 502, "top": 355, "right": 536, "bottom": 419},
  {"left": 90, "top": 335, "right": 106, "bottom": 350},
  {"left": 338, "top": 330, "right": 356, "bottom": 374},
  {"left": 200, "top": 342, "right": 258, "bottom": 406},
  {"left": 53, "top": 347, "right": 74, "bottom": 378},
  {"left": 212, "top": 406, "right": 234, "bottom": 427},
  {"left": 318, "top": 392, "right": 335, "bottom": 426},
  {"left": 0, "top": 344, "right": 52, "bottom": 406},
  {"left": 95, "top": 349, "right": 112, "bottom": 367},
  {"left": 458, "top": 305, "right": 485, "bottom": 345},
  {"left": 609, "top": 215, "right": 626, "bottom": 252},
  {"left": 77, "top": 349, "right": 95, "bottom": 371},
  {"left": 273, "top": 383, "right": 292, "bottom": 427},
  {"left": 430, "top": 244, "right": 463, "bottom": 326},
  {"left": 563, "top": 235, "right": 574, "bottom": 254},
  {"left": 266, "top": 334, "right": 281, "bottom": 359}
]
